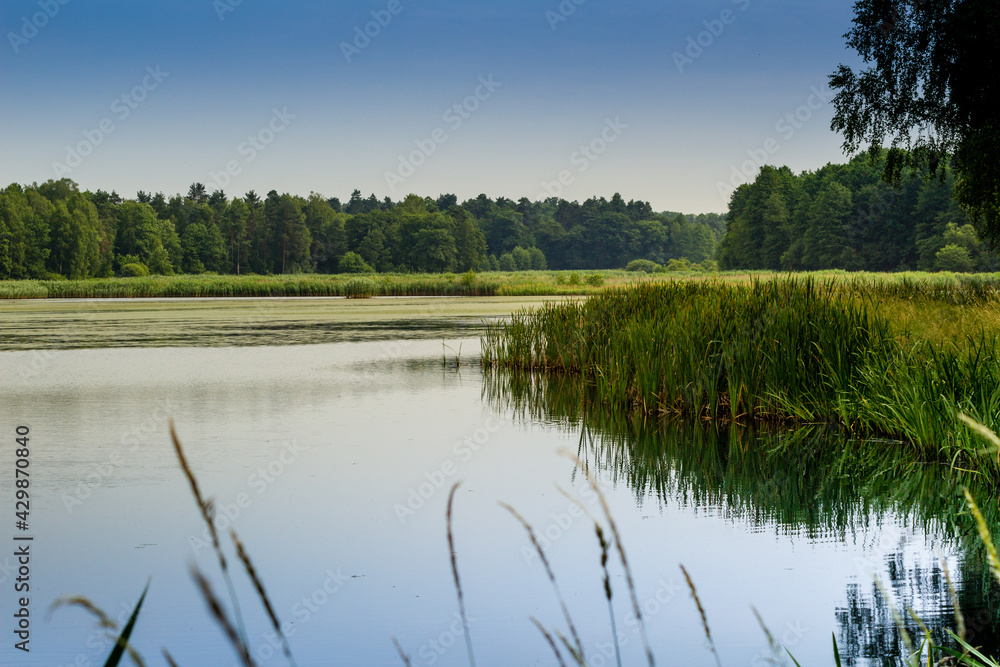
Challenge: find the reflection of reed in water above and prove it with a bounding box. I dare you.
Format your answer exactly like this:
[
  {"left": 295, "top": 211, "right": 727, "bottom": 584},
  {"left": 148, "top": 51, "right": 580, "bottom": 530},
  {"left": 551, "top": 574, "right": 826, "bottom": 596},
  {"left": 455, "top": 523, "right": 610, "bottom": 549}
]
[
  {"left": 837, "top": 549, "right": 1000, "bottom": 665},
  {"left": 482, "top": 367, "right": 1000, "bottom": 663}
]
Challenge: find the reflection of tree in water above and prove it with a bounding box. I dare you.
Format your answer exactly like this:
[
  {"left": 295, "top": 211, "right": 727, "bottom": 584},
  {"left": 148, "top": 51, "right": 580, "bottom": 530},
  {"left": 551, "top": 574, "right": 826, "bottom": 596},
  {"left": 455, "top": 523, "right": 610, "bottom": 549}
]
[
  {"left": 837, "top": 549, "right": 1000, "bottom": 666},
  {"left": 483, "top": 369, "right": 1000, "bottom": 666}
]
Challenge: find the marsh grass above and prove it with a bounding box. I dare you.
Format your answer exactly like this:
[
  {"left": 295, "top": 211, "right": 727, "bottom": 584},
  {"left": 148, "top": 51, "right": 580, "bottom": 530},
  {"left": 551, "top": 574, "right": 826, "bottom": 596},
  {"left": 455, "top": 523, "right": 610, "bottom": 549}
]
[
  {"left": 680, "top": 565, "right": 722, "bottom": 667},
  {"left": 170, "top": 422, "right": 251, "bottom": 657},
  {"left": 170, "top": 421, "right": 297, "bottom": 667},
  {"left": 446, "top": 483, "right": 477, "bottom": 667},
  {"left": 342, "top": 276, "right": 378, "bottom": 298},
  {"left": 231, "top": 530, "right": 297, "bottom": 667},
  {"left": 482, "top": 277, "right": 1000, "bottom": 482},
  {"left": 499, "top": 501, "right": 585, "bottom": 663},
  {"left": 0, "top": 271, "right": 620, "bottom": 299},
  {"left": 12, "top": 268, "right": 1000, "bottom": 301},
  {"left": 48, "top": 581, "right": 150, "bottom": 667}
]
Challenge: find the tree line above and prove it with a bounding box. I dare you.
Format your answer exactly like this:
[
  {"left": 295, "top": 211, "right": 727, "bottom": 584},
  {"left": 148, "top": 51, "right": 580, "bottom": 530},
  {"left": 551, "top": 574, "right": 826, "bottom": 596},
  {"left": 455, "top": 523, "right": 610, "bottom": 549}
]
[
  {"left": 718, "top": 153, "right": 995, "bottom": 273},
  {"left": 0, "top": 180, "right": 724, "bottom": 279}
]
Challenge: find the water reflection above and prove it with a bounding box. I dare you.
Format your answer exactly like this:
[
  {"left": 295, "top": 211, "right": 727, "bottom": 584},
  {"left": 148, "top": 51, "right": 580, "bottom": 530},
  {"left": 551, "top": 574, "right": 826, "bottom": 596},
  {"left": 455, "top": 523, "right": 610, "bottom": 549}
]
[{"left": 483, "top": 369, "right": 1000, "bottom": 664}]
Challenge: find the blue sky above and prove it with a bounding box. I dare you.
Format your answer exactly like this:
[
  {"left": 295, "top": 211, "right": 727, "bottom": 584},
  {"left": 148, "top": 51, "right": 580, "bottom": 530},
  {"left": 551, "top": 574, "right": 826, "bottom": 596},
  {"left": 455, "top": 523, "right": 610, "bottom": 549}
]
[{"left": 0, "top": 0, "right": 863, "bottom": 213}]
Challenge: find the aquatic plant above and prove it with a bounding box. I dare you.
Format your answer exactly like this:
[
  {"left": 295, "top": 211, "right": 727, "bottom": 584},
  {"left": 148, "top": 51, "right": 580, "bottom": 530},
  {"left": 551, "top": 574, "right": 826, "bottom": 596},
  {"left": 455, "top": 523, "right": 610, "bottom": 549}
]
[{"left": 482, "top": 277, "right": 1000, "bottom": 481}]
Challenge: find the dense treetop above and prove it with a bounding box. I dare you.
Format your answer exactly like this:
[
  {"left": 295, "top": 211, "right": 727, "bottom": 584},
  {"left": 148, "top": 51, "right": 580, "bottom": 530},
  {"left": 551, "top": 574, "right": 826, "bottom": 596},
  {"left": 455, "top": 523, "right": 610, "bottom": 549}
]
[
  {"left": 0, "top": 181, "right": 722, "bottom": 279},
  {"left": 2, "top": 149, "right": 985, "bottom": 280},
  {"left": 718, "top": 153, "right": 994, "bottom": 273},
  {"left": 830, "top": 0, "right": 999, "bottom": 244}
]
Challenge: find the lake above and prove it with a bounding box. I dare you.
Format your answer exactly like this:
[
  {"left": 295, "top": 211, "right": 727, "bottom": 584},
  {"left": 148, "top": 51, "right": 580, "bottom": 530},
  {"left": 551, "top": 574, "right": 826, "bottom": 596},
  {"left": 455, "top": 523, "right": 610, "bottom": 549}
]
[{"left": 0, "top": 297, "right": 995, "bottom": 666}]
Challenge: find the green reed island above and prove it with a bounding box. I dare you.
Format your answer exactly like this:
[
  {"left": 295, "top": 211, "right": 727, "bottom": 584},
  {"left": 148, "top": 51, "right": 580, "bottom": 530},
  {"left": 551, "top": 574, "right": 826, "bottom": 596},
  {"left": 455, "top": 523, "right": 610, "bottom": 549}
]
[{"left": 483, "top": 274, "right": 1000, "bottom": 483}]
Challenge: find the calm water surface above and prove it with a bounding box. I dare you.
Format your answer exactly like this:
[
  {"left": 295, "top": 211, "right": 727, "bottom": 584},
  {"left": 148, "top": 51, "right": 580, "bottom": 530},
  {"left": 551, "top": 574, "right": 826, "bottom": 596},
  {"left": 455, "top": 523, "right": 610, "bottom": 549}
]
[{"left": 0, "top": 297, "right": 994, "bottom": 666}]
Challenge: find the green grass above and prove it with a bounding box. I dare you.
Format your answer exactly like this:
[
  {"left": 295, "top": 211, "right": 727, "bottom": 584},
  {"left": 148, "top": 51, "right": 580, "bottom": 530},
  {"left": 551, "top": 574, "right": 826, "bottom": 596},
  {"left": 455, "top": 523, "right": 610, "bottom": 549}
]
[
  {"left": 8, "top": 268, "right": 1000, "bottom": 300},
  {"left": 482, "top": 276, "right": 1000, "bottom": 482},
  {"left": 0, "top": 271, "right": 640, "bottom": 299}
]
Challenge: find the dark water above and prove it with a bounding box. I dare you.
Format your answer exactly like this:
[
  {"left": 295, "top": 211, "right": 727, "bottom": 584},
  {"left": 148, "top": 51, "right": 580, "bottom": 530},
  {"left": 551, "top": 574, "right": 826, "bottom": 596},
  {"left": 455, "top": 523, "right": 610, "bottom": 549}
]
[{"left": 0, "top": 298, "right": 996, "bottom": 666}]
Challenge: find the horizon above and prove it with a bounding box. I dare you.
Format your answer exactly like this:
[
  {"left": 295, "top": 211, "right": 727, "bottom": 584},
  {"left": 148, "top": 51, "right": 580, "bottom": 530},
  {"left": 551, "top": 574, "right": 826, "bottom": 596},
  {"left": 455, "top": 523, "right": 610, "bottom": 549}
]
[{"left": 1, "top": 1, "right": 862, "bottom": 215}]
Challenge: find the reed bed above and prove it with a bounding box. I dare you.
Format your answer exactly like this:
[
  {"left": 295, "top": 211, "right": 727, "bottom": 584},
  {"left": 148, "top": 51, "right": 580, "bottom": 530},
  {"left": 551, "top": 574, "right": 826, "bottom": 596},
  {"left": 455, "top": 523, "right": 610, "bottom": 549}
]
[
  {"left": 10, "top": 269, "right": 1000, "bottom": 300},
  {"left": 0, "top": 271, "right": 632, "bottom": 299},
  {"left": 482, "top": 277, "right": 1000, "bottom": 479}
]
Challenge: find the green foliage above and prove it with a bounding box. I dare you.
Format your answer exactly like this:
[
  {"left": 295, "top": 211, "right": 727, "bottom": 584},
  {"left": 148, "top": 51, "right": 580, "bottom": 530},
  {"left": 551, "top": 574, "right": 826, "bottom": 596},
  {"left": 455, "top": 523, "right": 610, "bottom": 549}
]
[
  {"left": 719, "top": 166, "right": 796, "bottom": 270},
  {"left": 104, "top": 580, "right": 150, "bottom": 667},
  {"left": 338, "top": 251, "right": 374, "bottom": 274},
  {"left": 801, "top": 181, "right": 853, "bottom": 270},
  {"left": 342, "top": 277, "right": 378, "bottom": 298},
  {"left": 625, "top": 259, "right": 660, "bottom": 273},
  {"left": 831, "top": 0, "right": 1000, "bottom": 243},
  {"left": 567, "top": 271, "right": 581, "bottom": 285},
  {"left": 0, "top": 179, "right": 724, "bottom": 278},
  {"left": 116, "top": 201, "right": 176, "bottom": 275},
  {"left": 498, "top": 252, "right": 516, "bottom": 272},
  {"left": 43, "top": 182, "right": 105, "bottom": 279},
  {"left": 221, "top": 196, "right": 251, "bottom": 274},
  {"left": 482, "top": 277, "right": 1000, "bottom": 483},
  {"left": 181, "top": 221, "right": 225, "bottom": 274},
  {"left": 0, "top": 270, "right": 632, "bottom": 298},
  {"left": 511, "top": 246, "right": 532, "bottom": 271},
  {"left": 719, "top": 154, "right": 997, "bottom": 272},
  {"left": 119, "top": 262, "right": 150, "bottom": 277},
  {"left": 935, "top": 244, "right": 975, "bottom": 273},
  {"left": 584, "top": 273, "right": 604, "bottom": 287},
  {"left": 527, "top": 246, "right": 547, "bottom": 270},
  {"left": 265, "top": 192, "right": 311, "bottom": 273}
]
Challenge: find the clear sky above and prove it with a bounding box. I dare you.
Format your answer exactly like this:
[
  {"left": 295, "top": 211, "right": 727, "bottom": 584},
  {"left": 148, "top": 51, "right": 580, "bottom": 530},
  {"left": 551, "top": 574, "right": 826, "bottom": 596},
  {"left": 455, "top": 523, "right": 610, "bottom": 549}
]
[{"left": 0, "top": 0, "right": 863, "bottom": 214}]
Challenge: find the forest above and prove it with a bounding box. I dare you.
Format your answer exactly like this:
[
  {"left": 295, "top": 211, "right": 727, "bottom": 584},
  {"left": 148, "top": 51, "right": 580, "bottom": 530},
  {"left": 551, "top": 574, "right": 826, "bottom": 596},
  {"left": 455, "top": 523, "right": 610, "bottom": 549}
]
[
  {"left": 718, "top": 153, "right": 992, "bottom": 272},
  {"left": 0, "top": 180, "right": 723, "bottom": 279},
  {"left": 0, "top": 151, "right": 983, "bottom": 280}
]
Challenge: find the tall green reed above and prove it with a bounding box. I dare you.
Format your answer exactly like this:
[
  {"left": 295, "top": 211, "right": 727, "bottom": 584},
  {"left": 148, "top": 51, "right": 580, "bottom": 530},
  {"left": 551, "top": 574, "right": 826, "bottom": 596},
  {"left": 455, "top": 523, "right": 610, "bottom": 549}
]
[{"left": 483, "top": 277, "right": 1000, "bottom": 481}]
